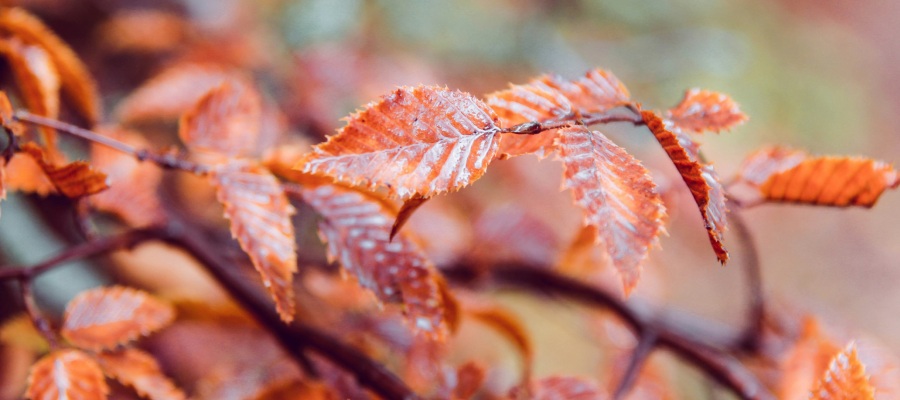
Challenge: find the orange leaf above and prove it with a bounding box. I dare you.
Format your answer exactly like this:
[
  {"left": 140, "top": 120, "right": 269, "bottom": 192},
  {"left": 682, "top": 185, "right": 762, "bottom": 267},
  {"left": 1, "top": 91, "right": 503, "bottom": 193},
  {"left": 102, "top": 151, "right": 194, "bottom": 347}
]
[
  {"left": 390, "top": 195, "right": 429, "bottom": 240},
  {"left": 0, "top": 37, "right": 60, "bottom": 151},
  {"left": 115, "top": 63, "right": 233, "bottom": 123},
  {"left": 737, "top": 147, "right": 899, "bottom": 207},
  {"left": 97, "top": 10, "right": 187, "bottom": 54},
  {"left": 61, "top": 286, "right": 175, "bottom": 350},
  {"left": 179, "top": 80, "right": 263, "bottom": 158},
  {"left": 19, "top": 142, "right": 109, "bottom": 198},
  {"left": 0, "top": 90, "right": 13, "bottom": 127},
  {"left": 642, "top": 110, "right": 728, "bottom": 264},
  {"left": 4, "top": 151, "right": 55, "bottom": 196},
  {"left": 465, "top": 302, "right": 532, "bottom": 381},
  {"left": 558, "top": 125, "right": 666, "bottom": 292},
  {"left": 453, "top": 361, "right": 487, "bottom": 400},
  {"left": 302, "top": 183, "right": 447, "bottom": 335},
  {"left": 513, "top": 376, "right": 607, "bottom": 400},
  {"left": 211, "top": 161, "right": 297, "bottom": 322},
  {"left": 95, "top": 348, "right": 186, "bottom": 400},
  {"left": 810, "top": 343, "right": 875, "bottom": 400},
  {"left": 780, "top": 318, "right": 843, "bottom": 400},
  {"left": 667, "top": 89, "right": 747, "bottom": 133},
  {"left": 90, "top": 127, "right": 165, "bottom": 226},
  {"left": 0, "top": 7, "right": 100, "bottom": 124},
  {"left": 297, "top": 85, "right": 502, "bottom": 200},
  {"left": 26, "top": 349, "right": 108, "bottom": 400}
]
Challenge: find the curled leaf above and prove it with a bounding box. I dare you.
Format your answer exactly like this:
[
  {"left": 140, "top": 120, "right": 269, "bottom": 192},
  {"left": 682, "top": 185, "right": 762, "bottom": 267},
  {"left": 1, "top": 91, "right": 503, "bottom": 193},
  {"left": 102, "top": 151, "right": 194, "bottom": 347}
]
[
  {"left": 667, "top": 89, "right": 747, "bottom": 133},
  {"left": 558, "top": 126, "right": 666, "bottom": 292},
  {"left": 26, "top": 349, "right": 108, "bottom": 400},
  {"left": 90, "top": 127, "right": 165, "bottom": 226},
  {"left": 211, "top": 161, "right": 297, "bottom": 322},
  {"left": 391, "top": 195, "right": 429, "bottom": 240},
  {"left": 642, "top": 110, "right": 728, "bottom": 264},
  {"left": 297, "top": 85, "right": 501, "bottom": 200},
  {"left": 811, "top": 343, "right": 875, "bottom": 400},
  {"left": 179, "top": 80, "right": 263, "bottom": 158},
  {"left": 61, "top": 286, "right": 175, "bottom": 350},
  {"left": 20, "top": 142, "right": 109, "bottom": 198},
  {"left": 0, "top": 37, "right": 60, "bottom": 150},
  {"left": 96, "top": 348, "right": 187, "bottom": 400}
]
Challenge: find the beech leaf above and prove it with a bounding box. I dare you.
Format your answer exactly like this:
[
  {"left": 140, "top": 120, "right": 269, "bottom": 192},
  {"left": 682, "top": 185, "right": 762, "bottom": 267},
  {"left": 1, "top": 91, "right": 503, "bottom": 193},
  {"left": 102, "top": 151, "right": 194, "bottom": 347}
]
[
  {"left": 667, "top": 89, "right": 747, "bottom": 133},
  {"left": 642, "top": 110, "right": 728, "bottom": 264},
  {"left": 810, "top": 343, "right": 875, "bottom": 400},
  {"left": 116, "top": 63, "right": 233, "bottom": 123},
  {"left": 20, "top": 142, "right": 109, "bottom": 198},
  {"left": 4, "top": 151, "right": 55, "bottom": 196},
  {"left": 179, "top": 80, "right": 263, "bottom": 158},
  {"left": 96, "top": 348, "right": 187, "bottom": 400},
  {"left": 211, "top": 161, "right": 298, "bottom": 322},
  {"left": 90, "top": 127, "right": 165, "bottom": 226},
  {"left": 558, "top": 126, "right": 665, "bottom": 292},
  {"left": 26, "top": 349, "right": 108, "bottom": 400},
  {"left": 301, "top": 183, "right": 446, "bottom": 335},
  {"left": 61, "top": 286, "right": 175, "bottom": 350},
  {"left": 0, "top": 37, "right": 60, "bottom": 151},
  {"left": 297, "top": 85, "right": 502, "bottom": 200},
  {"left": 391, "top": 195, "right": 429, "bottom": 240}
]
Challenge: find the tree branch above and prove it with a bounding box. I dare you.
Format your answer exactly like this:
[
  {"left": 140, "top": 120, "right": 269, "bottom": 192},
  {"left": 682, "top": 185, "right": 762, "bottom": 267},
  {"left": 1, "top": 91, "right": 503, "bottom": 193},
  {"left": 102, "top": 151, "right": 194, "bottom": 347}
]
[
  {"left": 613, "top": 330, "right": 657, "bottom": 400},
  {"left": 729, "top": 208, "right": 765, "bottom": 353}
]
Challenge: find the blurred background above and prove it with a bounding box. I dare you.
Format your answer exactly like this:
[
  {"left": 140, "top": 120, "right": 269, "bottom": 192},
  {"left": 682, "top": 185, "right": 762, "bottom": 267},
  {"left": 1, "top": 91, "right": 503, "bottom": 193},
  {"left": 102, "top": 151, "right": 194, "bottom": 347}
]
[{"left": 0, "top": 0, "right": 898, "bottom": 396}]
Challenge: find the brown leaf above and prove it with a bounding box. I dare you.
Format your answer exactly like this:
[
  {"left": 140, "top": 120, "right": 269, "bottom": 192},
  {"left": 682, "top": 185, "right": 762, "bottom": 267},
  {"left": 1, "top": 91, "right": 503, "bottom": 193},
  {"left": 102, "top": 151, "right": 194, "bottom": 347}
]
[
  {"left": 558, "top": 125, "right": 666, "bottom": 293},
  {"left": 466, "top": 302, "right": 533, "bottom": 382},
  {"left": 19, "top": 142, "right": 109, "bottom": 198},
  {"left": 26, "top": 349, "right": 108, "bottom": 400},
  {"left": 211, "top": 161, "right": 297, "bottom": 322},
  {"left": 95, "top": 348, "right": 186, "bottom": 400},
  {"left": 737, "top": 147, "right": 899, "bottom": 207},
  {"left": 90, "top": 127, "right": 165, "bottom": 226},
  {"left": 115, "top": 63, "right": 232, "bottom": 124},
  {"left": 4, "top": 151, "right": 55, "bottom": 196},
  {"left": 0, "top": 7, "right": 100, "bottom": 124},
  {"left": 667, "top": 89, "right": 748, "bottom": 133},
  {"left": 301, "top": 183, "right": 447, "bottom": 335},
  {"left": 453, "top": 361, "right": 487, "bottom": 400},
  {"left": 0, "top": 37, "right": 60, "bottom": 151},
  {"left": 642, "top": 110, "right": 728, "bottom": 264},
  {"left": 810, "top": 343, "right": 875, "bottom": 400},
  {"left": 391, "top": 195, "right": 429, "bottom": 240},
  {"left": 61, "top": 286, "right": 175, "bottom": 350},
  {"left": 179, "top": 80, "right": 263, "bottom": 158},
  {"left": 513, "top": 376, "right": 608, "bottom": 400},
  {"left": 297, "top": 85, "right": 502, "bottom": 200}
]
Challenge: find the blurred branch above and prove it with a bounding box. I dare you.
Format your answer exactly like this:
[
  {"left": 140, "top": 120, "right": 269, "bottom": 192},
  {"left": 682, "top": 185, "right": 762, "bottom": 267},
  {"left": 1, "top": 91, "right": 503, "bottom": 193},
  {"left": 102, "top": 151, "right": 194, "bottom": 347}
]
[{"left": 729, "top": 207, "right": 765, "bottom": 353}]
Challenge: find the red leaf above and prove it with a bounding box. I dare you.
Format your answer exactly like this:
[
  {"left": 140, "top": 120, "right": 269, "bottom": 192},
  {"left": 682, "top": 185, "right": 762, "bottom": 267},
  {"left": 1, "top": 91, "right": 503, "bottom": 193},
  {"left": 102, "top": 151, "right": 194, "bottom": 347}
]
[
  {"left": 297, "top": 85, "right": 502, "bottom": 200},
  {"left": 90, "top": 127, "right": 165, "bottom": 226},
  {"left": 302, "top": 183, "right": 447, "bottom": 335},
  {"left": 642, "top": 110, "right": 728, "bottom": 264},
  {"left": 513, "top": 376, "right": 608, "bottom": 400},
  {"left": 667, "top": 89, "right": 747, "bottom": 133},
  {"left": 558, "top": 125, "right": 666, "bottom": 292},
  {"left": 115, "top": 63, "right": 233, "bottom": 123},
  {"left": 95, "top": 348, "right": 187, "bottom": 400},
  {"left": 211, "top": 161, "right": 298, "bottom": 322},
  {"left": 61, "top": 286, "right": 175, "bottom": 350},
  {"left": 0, "top": 37, "right": 60, "bottom": 151},
  {"left": 810, "top": 343, "right": 875, "bottom": 400},
  {"left": 20, "top": 142, "right": 109, "bottom": 199},
  {"left": 179, "top": 80, "right": 263, "bottom": 158},
  {"left": 26, "top": 349, "right": 108, "bottom": 400}
]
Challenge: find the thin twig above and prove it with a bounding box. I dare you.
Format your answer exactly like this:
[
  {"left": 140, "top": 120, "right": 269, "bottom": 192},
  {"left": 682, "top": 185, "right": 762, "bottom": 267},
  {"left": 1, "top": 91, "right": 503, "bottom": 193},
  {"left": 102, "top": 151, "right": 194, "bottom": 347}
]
[
  {"left": 728, "top": 208, "right": 765, "bottom": 352},
  {"left": 19, "top": 278, "right": 60, "bottom": 349},
  {"left": 500, "top": 108, "right": 645, "bottom": 135},
  {"left": 613, "top": 330, "right": 658, "bottom": 400}
]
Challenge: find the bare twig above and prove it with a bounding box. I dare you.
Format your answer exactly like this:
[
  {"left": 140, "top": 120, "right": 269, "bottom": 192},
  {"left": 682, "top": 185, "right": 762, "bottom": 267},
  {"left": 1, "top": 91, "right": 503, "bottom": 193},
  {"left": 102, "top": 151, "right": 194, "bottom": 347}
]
[
  {"left": 500, "top": 107, "right": 645, "bottom": 135},
  {"left": 613, "top": 330, "right": 657, "bottom": 400},
  {"left": 728, "top": 208, "right": 765, "bottom": 352}
]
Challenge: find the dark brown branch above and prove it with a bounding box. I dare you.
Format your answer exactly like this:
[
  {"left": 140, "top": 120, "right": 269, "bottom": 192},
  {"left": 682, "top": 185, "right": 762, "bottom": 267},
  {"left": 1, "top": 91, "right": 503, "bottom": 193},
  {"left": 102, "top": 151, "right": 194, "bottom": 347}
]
[{"left": 613, "top": 330, "right": 657, "bottom": 400}]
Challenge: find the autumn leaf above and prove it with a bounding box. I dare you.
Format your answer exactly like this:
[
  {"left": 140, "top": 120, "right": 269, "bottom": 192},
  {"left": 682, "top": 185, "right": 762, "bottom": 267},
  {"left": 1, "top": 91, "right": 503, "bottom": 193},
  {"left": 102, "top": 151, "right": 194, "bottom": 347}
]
[
  {"left": 512, "top": 376, "right": 607, "bottom": 400},
  {"left": 19, "top": 142, "right": 109, "bottom": 198},
  {"left": 116, "top": 63, "right": 233, "bottom": 123},
  {"left": 0, "top": 89, "right": 13, "bottom": 128},
  {"left": 465, "top": 301, "right": 533, "bottom": 382},
  {"left": 301, "top": 183, "right": 447, "bottom": 335},
  {"left": 211, "top": 161, "right": 298, "bottom": 322},
  {"left": 26, "top": 349, "right": 108, "bottom": 400},
  {"left": 97, "top": 10, "right": 187, "bottom": 54},
  {"left": 810, "top": 343, "right": 875, "bottom": 400},
  {"left": 391, "top": 195, "right": 429, "bottom": 240},
  {"left": 0, "top": 37, "right": 60, "bottom": 152},
  {"left": 4, "top": 151, "right": 55, "bottom": 196},
  {"left": 61, "top": 286, "right": 175, "bottom": 350},
  {"left": 0, "top": 7, "right": 100, "bottom": 124},
  {"left": 95, "top": 348, "right": 187, "bottom": 400},
  {"left": 297, "top": 85, "right": 502, "bottom": 200},
  {"left": 780, "top": 318, "right": 843, "bottom": 400},
  {"left": 737, "top": 147, "right": 899, "bottom": 207},
  {"left": 453, "top": 361, "right": 487, "bottom": 400},
  {"left": 642, "top": 110, "right": 728, "bottom": 264},
  {"left": 667, "top": 89, "right": 747, "bottom": 133},
  {"left": 179, "top": 80, "right": 263, "bottom": 158}
]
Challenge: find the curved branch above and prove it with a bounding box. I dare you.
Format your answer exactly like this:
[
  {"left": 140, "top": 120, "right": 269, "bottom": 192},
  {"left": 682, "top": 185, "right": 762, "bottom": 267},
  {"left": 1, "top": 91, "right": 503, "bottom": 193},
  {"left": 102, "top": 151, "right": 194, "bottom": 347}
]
[{"left": 728, "top": 208, "right": 765, "bottom": 352}]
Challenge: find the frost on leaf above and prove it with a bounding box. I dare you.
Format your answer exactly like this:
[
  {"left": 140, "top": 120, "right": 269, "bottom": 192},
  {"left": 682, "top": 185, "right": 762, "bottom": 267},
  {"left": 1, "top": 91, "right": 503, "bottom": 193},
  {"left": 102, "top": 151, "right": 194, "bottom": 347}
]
[
  {"left": 26, "top": 349, "right": 108, "bottom": 400},
  {"left": 667, "top": 89, "right": 747, "bottom": 133},
  {"left": 297, "top": 85, "right": 502, "bottom": 200},
  {"left": 61, "top": 286, "right": 175, "bottom": 350},
  {"left": 90, "top": 127, "right": 165, "bottom": 226},
  {"left": 179, "top": 80, "right": 263, "bottom": 158},
  {"left": 0, "top": 7, "right": 100, "bottom": 124},
  {"left": 0, "top": 37, "right": 60, "bottom": 151},
  {"left": 211, "top": 161, "right": 297, "bottom": 322},
  {"left": 642, "top": 110, "right": 728, "bottom": 264},
  {"left": 512, "top": 376, "right": 607, "bottom": 400},
  {"left": 20, "top": 143, "right": 109, "bottom": 199},
  {"left": 737, "top": 147, "right": 899, "bottom": 207},
  {"left": 301, "top": 183, "right": 446, "bottom": 335},
  {"left": 558, "top": 126, "right": 666, "bottom": 292},
  {"left": 810, "top": 343, "right": 875, "bottom": 400},
  {"left": 96, "top": 348, "right": 187, "bottom": 400},
  {"left": 116, "top": 63, "right": 233, "bottom": 123}
]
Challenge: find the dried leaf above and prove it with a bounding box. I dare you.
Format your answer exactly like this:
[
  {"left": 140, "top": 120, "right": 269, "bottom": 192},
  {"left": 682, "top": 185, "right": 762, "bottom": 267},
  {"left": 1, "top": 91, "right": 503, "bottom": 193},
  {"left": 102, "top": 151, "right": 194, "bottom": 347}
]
[
  {"left": 391, "top": 195, "right": 429, "bottom": 240},
  {"left": 513, "top": 376, "right": 608, "bottom": 400},
  {"left": 0, "top": 90, "right": 13, "bottom": 127},
  {"left": 90, "top": 127, "right": 165, "bottom": 226},
  {"left": 116, "top": 63, "right": 232, "bottom": 123},
  {"left": 667, "top": 89, "right": 747, "bottom": 133},
  {"left": 301, "top": 183, "right": 446, "bottom": 335},
  {"left": 453, "top": 361, "right": 486, "bottom": 400},
  {"left": 810, "top": 343, "right": 875, "bottom": 400},
  {"left": 179, "top": 80, "right": 263, "bottom": 158},
  {"left": 4, "top": 151, "right": 55, "bottom": 196},
  {"left": 26, "top": 349, "right": 108, "bottom": 400},
  {"left": 737, "top": 148, "right": 899, "bottom": 207},
  {"left": 642, "top": 110, "right": 728, "bottom": 264},
  {"left": 558, "top": 125, "right": 665, "bottom": 293},
  {"left": 0, "top": 37, "right": 60, "bottom": 150},
  {"left": 61, "top": 286, "right": 175, "bottom": 350},
  {"left": 780, "top": 318, "right": 843, "bottom": 400},
  {"left": 96, "top": 348, "right": 186, "bottom": 400},
  {"left": 298, "top": 85, "right": 502, "bottom": 200},
  {"left": 0, "top": 7, "right": 100, "bottom": 123},
  {"left": 466, "top": 302, "right": 532, "bottom": 381},
  {"left": 19, "top": 142, "right": 109, "bottom": 198},
  {"left": 211, "top": 161, "right": 297, "bottom": 322}
]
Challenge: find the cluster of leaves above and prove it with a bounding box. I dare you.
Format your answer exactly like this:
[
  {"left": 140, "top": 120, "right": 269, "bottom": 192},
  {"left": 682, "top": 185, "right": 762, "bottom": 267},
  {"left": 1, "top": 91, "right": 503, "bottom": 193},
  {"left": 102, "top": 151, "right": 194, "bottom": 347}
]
[{"left": 0, "top": 5, "right": 898, "bottom": 400}]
